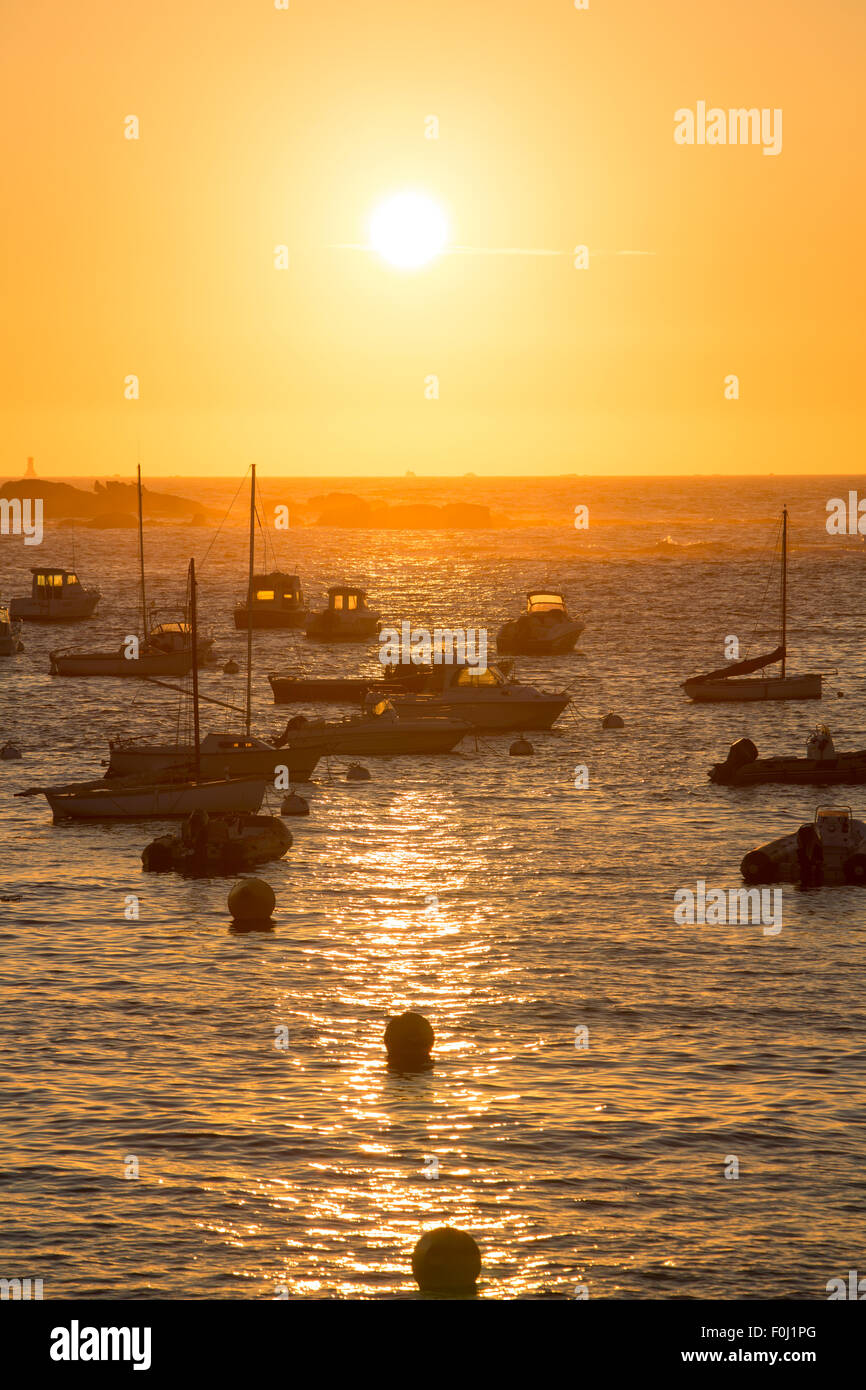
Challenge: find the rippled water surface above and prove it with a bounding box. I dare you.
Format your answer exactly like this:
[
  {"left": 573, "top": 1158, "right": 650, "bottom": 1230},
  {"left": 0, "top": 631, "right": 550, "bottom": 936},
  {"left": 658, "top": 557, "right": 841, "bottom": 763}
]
[{"left": 1, "top": 476, "right": 864, "bottom": 1298}]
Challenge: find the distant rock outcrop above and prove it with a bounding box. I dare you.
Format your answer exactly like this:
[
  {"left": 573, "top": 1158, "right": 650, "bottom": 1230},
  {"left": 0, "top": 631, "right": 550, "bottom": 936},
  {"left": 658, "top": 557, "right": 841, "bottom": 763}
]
[
  {"left": 311, "top": 492, "right": 492, "bottom": 529},
  {"left": 0, "top": 477, "right": 214, "bottom": 525}
]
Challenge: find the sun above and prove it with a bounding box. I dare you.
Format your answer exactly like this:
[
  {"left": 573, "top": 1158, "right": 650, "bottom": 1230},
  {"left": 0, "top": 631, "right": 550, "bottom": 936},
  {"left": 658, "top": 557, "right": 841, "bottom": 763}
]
[{"left": 369, "top": 192, "right": 448, "bottom": 269}]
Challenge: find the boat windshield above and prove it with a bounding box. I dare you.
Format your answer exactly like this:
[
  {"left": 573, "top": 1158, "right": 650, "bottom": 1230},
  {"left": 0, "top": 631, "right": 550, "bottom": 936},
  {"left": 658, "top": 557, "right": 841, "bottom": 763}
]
[
  {"left": 527, "top": 593, "right": 566, "bottom": 613},
  {"left": 456, "top": 666, "right": 501, "bottom": 688}
]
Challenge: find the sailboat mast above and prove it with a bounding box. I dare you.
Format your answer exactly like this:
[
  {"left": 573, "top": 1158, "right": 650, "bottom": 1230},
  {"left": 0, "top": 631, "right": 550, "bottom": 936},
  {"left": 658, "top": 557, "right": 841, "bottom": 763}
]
[
  {"left": 189, "top": 558, "right": 201, "bottom": 781},
  {"left": 245, "top": 464, "right": 255, "bottom": 738},
  {"left": 781, "top": 507, "right": 787, "bottom": 678},
  {"left": 137, "top": 464, "right": 148, "bottom": 639}
]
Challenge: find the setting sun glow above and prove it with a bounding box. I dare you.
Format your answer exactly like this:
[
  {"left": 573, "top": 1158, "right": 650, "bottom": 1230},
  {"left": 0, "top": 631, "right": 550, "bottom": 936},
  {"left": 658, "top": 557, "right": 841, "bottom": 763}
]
[{"left": 369, "top": 192, "right": 448, "bottom": 270}]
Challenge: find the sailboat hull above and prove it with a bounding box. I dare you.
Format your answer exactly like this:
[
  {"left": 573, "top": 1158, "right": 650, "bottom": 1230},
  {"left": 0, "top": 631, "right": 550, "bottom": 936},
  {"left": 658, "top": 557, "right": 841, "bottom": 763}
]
[
  {"left": 44, "top": 777, "right": 267, "bottom": 821},
  {"left": 685, "top": 674, "right": 822, "bottom": 703},
  {"left": 50, "top": 649, "right": 194, "bottom": 677}
]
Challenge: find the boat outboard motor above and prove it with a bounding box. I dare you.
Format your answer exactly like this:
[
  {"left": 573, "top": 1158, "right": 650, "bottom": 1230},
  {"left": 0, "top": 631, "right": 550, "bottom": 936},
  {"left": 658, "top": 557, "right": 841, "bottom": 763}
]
[
  {"left": 796, "top": 822, "right": 824, "bottom": 888},
  {"left": 724, "top": 738, "right": 758, "bottom": 770}
]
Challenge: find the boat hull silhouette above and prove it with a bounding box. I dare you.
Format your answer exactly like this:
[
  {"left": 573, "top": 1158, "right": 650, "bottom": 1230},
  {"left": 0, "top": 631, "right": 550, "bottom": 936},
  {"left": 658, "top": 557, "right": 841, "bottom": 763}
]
[{"left": 684, "top": 673, "right": 822, "bottom": 702}]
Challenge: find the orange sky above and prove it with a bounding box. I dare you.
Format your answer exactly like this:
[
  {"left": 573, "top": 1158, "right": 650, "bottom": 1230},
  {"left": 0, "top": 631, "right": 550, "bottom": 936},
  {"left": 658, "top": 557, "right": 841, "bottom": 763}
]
[{"left": 1, "top": 0, "right": 863, "bottom": 477}]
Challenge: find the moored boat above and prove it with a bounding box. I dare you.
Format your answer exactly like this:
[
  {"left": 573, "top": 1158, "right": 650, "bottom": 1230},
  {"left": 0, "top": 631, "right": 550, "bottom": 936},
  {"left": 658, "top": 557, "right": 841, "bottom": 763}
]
[
  {"left": 19, "top": 772, "right": 268, "bottom": 822},
  {"left": 375, "top": 662, "right": 570, "bottom": 731},
  {"left": 10, "top": 567, "right": 100, "bottom": 622},
  {"left": 234, "top": 570, "right": 307, "bottom": 629},
  {"left": 741, "top": 804, "right": 866, "bottom": 885},
  {"left": 48, "top": 468, "right": 213, "bottom": 677},
  {"left": 682, "top": 508, "right": 823, "bottom": 703},
  {"left": 268, "top": 661, "right": 432, "bottom": 705},
  {"left": 496, "top": 591, "right": 584, "bottom": 655},
  {"left": 710, "top": 728, "right": 866, "bottom": 787},
  {"left": 305, "top": 586, "right": 381, "bottom": 642},
  {"left": 142, "top": 810, "right": 292, "bottom": 874},
  {"left": 107, "top": 729, "right": 327, "bottom": 784},
  {"left": 275, "top": 700, "right": 471, "bottom": 757}
]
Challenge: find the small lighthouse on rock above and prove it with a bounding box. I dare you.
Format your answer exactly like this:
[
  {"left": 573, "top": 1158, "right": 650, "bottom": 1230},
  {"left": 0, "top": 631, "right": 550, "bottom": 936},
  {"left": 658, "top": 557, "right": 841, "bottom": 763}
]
[{"left": 24, "top": 456, "right": 36, "bottom": 478}]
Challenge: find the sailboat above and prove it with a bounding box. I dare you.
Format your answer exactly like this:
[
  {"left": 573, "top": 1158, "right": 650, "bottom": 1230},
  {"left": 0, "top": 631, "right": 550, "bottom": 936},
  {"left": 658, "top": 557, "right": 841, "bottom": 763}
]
[
  {"left": 105, "top": 467, "right": 329, "bottom": 783},
  {"left": 19, "top": 559, "right": 269, "bottom": 821},
  {"left": 49, "top": 467, "right": 213, "bottom": 678},
  {"left": 682, "top": 508, "right": 822, "bottom": 703}
]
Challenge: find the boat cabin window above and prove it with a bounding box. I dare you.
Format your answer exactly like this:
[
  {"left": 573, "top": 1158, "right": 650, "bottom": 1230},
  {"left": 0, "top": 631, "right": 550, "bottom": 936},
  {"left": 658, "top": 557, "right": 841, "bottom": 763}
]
[
  {"left": 36, "top": 572, "right": 66, "bottom": 590},
  {"left": 255, "top": 589, "right": 276, "bottom": 602},
  {"left": 66, "top": 573, "right": 80, "bottom": 588},
  {"left": 527, "top": 593, "right": 565, "bottom": 613},
  {"left": 456, "top": 666, "right": 499, "bottom": 687}
]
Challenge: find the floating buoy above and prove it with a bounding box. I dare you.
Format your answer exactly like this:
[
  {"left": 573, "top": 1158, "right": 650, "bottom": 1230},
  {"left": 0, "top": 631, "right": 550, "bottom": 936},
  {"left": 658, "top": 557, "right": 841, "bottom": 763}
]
[
  {"left": 412, "top": 1226, "right": 482, "bottom": 1294},
  {"left": 509, "top": 736, "right": 534, "bottom": 756},
  {"left": 223, "top": 659, "right": 240, "bottom": 675},
  {"left": 601, "top": 712, "right": 624, "bottom": 729},
  {"left": 385, "top": 1010, "right": 434, "bottom": 1070},
  {"left": 227, "top": 877, "right": 275, "bottom": 924},
  {"left": 280, "top": 792, "right": 309, "bottom": 816},
  {"left": 0, "top": 741, "right": 22, "bottom": 760},
  {"left": 347, "top": 762, "right": 371, "bottom": 782}
]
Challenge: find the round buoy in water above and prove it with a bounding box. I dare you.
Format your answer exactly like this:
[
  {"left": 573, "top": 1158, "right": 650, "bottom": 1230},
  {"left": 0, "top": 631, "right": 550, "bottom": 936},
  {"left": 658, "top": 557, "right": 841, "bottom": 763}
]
[
  {"left": 385, "top": 1010, "right": 434, "bottom": 1070},
  {"left": 228, "top": 877, "right": 275, "bottom": 922},
  {"left": 601, "top": 712, "right": 624, "bottom": 729},
  {"left": 223, "top": 659, "right": 240, "bottom": 675},
  {"left": 281, "top": 792, "right": 310, "bottom": 817},
  {"left": 509, "top": 736, "right": 534, "bottom": 756},
  {"left": 412, "top": 1226, "right": 481, "bottom": 1294},
  {"left": 0, "top": 741, "right": 22, "bottom": 760},
  {"left": 347, "top": 762, "right": 371, "bottom": 782}
]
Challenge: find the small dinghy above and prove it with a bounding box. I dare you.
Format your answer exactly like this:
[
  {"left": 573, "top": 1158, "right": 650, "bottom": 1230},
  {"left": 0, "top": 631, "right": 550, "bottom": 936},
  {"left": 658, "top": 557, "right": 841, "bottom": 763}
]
[
  {"left": 710, "top": 727, "right": 866, "bottom": 787},
  {"left": 142, "top": 809, "right": 292, "bottom": 875},
  {"left": 741, "top": 804, "right": 866, "bottom": 885}
]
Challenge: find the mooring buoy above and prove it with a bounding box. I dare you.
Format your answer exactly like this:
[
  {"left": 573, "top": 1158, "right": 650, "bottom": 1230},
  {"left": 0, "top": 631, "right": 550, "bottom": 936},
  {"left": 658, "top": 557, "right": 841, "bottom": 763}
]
[{"left": 412, "top": 1226, "right": 482, "bottom": 1294}]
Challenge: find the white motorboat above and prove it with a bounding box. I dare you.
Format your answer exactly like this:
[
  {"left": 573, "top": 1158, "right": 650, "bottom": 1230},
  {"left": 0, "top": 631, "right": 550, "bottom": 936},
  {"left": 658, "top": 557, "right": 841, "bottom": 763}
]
[
  {"left": 305, "top": 585, "right": 381, "bottom": 642},
  {"left": 373, "top": 663, "right": 571, "bottom": 731},
  {"left": 683, "top": 508, "right": 823, "bottom": 703},
  {"left": 496, "top": 591, "right": 584, "bottom": 655},
  {"left": 10, "top": 567, "right": 100, "bottom": 622},
  {"left": 276, "top": 699, "right": 471, "bottom": 756},
  {"left": 0, "top": 603, "right": 23, "bottom": 656}
]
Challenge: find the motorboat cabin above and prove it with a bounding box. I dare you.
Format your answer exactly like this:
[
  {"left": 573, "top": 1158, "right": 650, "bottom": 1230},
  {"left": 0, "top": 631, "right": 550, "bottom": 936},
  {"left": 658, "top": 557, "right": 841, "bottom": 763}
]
[
  {"left": 234, "top": 571, "right": 307, "bottom": 629},
  {"left": 305, "top": 585, "right": 381, "bottom": 642},
  {"left": 10, "top": 567, "right": 100, "bottom": 622}
]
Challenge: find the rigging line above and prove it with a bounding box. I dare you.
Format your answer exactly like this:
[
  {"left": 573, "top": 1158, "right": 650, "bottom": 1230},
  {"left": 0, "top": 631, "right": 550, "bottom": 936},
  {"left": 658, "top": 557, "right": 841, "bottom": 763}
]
[{"left": 197, "top": 467, "right": 250, "bottom": 573}]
